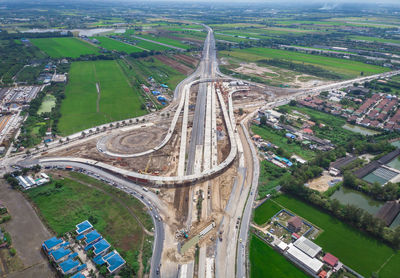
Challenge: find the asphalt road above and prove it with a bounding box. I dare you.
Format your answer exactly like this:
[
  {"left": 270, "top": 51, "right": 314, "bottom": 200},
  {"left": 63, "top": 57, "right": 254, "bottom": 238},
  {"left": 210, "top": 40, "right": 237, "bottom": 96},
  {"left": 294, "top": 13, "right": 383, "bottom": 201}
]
[{"left": 21, "top": 160, "right": 165, "bottom": 278}]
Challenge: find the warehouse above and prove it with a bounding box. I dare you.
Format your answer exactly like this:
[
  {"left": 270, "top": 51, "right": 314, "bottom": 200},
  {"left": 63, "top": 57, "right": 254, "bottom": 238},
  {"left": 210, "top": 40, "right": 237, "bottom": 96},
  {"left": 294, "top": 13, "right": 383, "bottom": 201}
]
[
  {"left": 285, "top": 243, "right": 324, "bottom": 275},
  {"left": 293, "top": 236, "right": 322, "bottom": 258}
]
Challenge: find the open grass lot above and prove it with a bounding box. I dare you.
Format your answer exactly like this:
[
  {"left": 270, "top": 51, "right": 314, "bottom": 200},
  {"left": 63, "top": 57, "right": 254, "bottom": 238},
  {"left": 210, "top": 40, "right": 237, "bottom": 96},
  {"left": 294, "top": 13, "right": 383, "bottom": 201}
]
[
  {"left": 37, "top": 94, "right": 56, "bottom": 114},
  {"left": 250, "top": 234, "right": 308, "bottom": 278},
  {"left": 349, "top": 35, "right": 400, "bottom": 45},
  {"left": 135, "top": 34, "right": 190, "bottom": 49},
  {"left": 30, "top": 37, "right": 99, "bottom": 58},
  {"left": 125, "top": 56, "right": 186, "bottom": 90},
  {"left": 135, "top": 40, "right": 171, "bottom": 51},
  {"left": 26, "top": 172, "right": 153, "bottom": 272},
  {"left": 251, "top": 125, "right": 315, "bottom": 160},
  {"left": 253, "top": 200, "right": 282, "bottom": 226},
  {"left": 94, "top": 36, "right": 144, "bottom": 53},
  {"left": 58, "top": 60, "right": 146, "bottom": 135},
  {"left": 255, "top": 195, "right": 399, "bottom": 277},
  {"left": 282, "top": 105, "right": 359, "bottom": 145},
  {"left": 221, "top": 48, "right": 388, "bottom": 79}
]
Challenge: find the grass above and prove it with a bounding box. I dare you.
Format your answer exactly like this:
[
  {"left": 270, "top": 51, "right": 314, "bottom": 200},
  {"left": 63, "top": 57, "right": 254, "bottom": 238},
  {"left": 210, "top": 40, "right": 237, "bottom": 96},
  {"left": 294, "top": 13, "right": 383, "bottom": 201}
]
[
  {"left": 251, "top": 125, "right": 315, "bottom": 160},
  {"left": 135, "top": 34, "right": 189, "bottom": 49},
  {"left": 282, "top": 105, "right": 360, "bottom": 145},
  {"left": 58, "top": 60, "right": 146, "bottom": 135},
  {"left": 135, "top": 40, "right": 170, "bottom": 51},
  {"left": 94, "top": 36, "right": 144, "bottom": 53},
  {"left": 37, "top": 94, "right": 56, "bottom": 114},
  {"left": 255, "top": 195, "right": 400, "bottom": 277},
  {"left": 249, "top": 234, "right": 309, "bottom": 278},
  {"left": 253, "top": 200, "right": 281, "bottom": 226},
  {"left": 26, "top": 172, "right": 152, "bottom": 270},
  {"left": 349, "top": 35, "right": 400, "bottom": 45},
  {"left": 221, "top": 48, "right": 388, "bottom": 79},
  {"left": 30, "top": 37, "right": 99, "bottom": 58}
]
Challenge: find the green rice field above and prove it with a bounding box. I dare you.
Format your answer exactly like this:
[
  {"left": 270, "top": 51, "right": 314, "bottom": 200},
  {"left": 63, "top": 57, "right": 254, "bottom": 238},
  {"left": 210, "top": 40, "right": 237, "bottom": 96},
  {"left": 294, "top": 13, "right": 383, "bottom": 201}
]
[
  {"left": 94, "top": 36, "right": 144, "bottom": 53},
  {"left": 250, "top": 234, "right": 308, "bottom": 278},
  {"left": 31, "top": 37, "right": 99, "bottom": 58},
  {"left": 58, "top": 60, "right": 146, "bottom": 135},
  {"left": 221, "top": 47, "right": 388, "bottom": 78},
  {"left": 135, "top": 34, "right": 189, "bottom": 49},
  {"left": 254, "top": 195, "right": 399, "bottom": 277}
]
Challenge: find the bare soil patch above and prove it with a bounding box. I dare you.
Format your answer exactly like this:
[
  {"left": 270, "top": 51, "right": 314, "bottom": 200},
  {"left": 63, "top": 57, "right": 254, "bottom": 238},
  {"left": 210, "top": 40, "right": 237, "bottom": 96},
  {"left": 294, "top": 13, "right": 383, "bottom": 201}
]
[{"left": 155, "top": 55, "right": 192, "bottom": 75}]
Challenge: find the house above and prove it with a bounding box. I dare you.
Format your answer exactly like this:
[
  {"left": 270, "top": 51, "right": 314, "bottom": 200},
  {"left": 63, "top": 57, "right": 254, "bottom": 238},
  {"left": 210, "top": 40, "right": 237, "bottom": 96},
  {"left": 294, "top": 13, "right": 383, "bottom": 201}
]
[
  {"left": 302, "top": 128, "right": 313, "bottom": 134},
  {"left": 323, "top": 253, "right": 339, "bottom": 267},
  {"left": 43, "top": 237, "right": 63, "bottom": 253},
  {"left": 285, "top": 243, "right": 323, "bottom": 275},
  {"left": 287, "top": 216, "right": 302, "bottom": 232},
  {"left": 285, "top": 133, "right": 296, "bottom": 139},
  {"left": 293, "top": 236, "right": 322, "bottom": 258},
  {"left": 318, "top": 270, "right": 327, "bottom": 278}
]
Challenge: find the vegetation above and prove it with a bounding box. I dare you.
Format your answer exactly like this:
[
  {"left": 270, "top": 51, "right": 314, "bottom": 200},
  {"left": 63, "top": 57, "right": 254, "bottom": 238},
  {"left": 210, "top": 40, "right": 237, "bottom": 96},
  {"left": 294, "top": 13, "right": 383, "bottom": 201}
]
[
  {"left": 58, "top": 60, "right": 147, "bottom": 135},
  {"left": 251, "top": 125, "right": 315, "bottom": 160},
  {"left": 221, "top": 48, "right": 388, "bottom": 79},
  {"left": 31, "top": 37, "right": 100, "bottom": 58},
  {"left": 26, "top": 173, "right": 153, "bottom": 276},
  {"left": 253, "top": 200, "right": 281, "bottom": 226},
  {"left": 94, "top": 36, "right": 144, "bottom": 53},
  {"left": 255, "top": 195, "right": 400, "bottom": 277},
  {"left": 249, "top": 234, "right": 308, "bottom": 278}
]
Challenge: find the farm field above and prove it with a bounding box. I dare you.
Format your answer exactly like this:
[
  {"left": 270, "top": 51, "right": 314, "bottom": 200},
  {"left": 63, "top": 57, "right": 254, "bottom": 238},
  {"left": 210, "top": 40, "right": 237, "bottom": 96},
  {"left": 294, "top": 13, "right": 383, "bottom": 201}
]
[
  {"left": 93, "top": 36, "right": 144, "bottom": 53},
  {"left": 249, "top": 234, "right": 309, "bottom": 278},
  {"left": 26, "top": 172, "right": 153, "bottom": 273},
  {"left": 58, "top": 60, "right": 146, "bottom": 135},
  {"left": 135, "top": 39, "right": 171, "bottom": 51},
  {"left": 30, "top": 37, "right": 99, "bottom": 58},
  {"left": 349, "top": 35, "right": 400, "bottom": 45},
  {"left": 220, "top": 48, "right": 388, "bottom": 79},
  {"left": 253, "top": 199, "right": 282, "bottom": 226},
  {"left": 254, "top": 195, "right": 399, "bottom": 277},
  {"left": 135, "top": 34, "right": 190, "bottom": 49}
]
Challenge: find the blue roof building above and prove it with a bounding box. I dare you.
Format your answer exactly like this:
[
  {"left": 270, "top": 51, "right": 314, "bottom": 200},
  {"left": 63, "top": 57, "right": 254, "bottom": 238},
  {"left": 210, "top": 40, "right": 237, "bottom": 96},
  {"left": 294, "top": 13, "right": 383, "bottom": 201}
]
[
  {"left": 59, "top": 258, "right": 80, "bottom": 275},
  {"left": 285, "top": 133, "right": 296, "bottom": 139},
  {"left": 93, "top": 238, "right": 111, "bottom": 256},
  {"left": 84, "top": 230, "right": 102, "bottom": 245},
  {"left": 71, "top": 273, "right": 86, "bottom": 278},
  {"left": 76, "top": 220, "right": 93, "bottom": 235},
  {"left": 43, "top": 237, "right": 63, "bottom": 252},
  {"left": 51, "top": 247, "right": 71, "bottom": 263},
  {"left": 104, "top": 250, "right": 126, "bottom": 273}
]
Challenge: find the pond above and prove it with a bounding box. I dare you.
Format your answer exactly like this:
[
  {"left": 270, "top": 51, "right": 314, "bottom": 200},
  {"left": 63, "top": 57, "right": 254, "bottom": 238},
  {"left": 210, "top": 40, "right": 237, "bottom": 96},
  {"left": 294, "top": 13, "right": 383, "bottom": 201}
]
[
  {"left": 342, "top": 123, "right": 380, "bottom": 136},
  {"left": 391, "top": 140, "right": 400, "bottom": 148},
  {"left": 386, "top": 156, "right": 400, "bottom": 171},
  {"left": 330, "top": 186, "right": 384, "bottom": 214},
  {"left": 21, "top": 28, "right": 126, "bottom": 36}
]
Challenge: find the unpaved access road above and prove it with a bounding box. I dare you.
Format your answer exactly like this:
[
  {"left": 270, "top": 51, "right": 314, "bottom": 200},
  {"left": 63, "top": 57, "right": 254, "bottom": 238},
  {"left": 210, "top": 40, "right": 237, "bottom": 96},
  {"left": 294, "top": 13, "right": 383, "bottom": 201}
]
[{"left": 0, "top": 180, "right": 55, "bottom": 278}]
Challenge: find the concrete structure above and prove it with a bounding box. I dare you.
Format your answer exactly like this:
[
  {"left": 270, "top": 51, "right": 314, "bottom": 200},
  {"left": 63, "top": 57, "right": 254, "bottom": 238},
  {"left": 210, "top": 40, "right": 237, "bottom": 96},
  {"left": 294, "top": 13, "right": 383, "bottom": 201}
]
[
  {"left": 285, "top": 243, "right": 323, "bottom": 275},
  {"left": 293, "top": 236, "right": 322, "bottom": 258}
]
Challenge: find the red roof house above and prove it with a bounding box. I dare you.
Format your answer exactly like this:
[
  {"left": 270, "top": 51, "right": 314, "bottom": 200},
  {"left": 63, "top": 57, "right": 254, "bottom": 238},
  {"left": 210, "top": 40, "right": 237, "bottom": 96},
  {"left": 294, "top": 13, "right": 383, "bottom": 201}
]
[
  {"left": 287, "top": 216, "right": 303, "bottom": 232},
  {"left": 302, "top": 128, "right": 313, "bottom": 134},
  {"left": 323, "top": 253, "right": 339, "bottom": 267}
]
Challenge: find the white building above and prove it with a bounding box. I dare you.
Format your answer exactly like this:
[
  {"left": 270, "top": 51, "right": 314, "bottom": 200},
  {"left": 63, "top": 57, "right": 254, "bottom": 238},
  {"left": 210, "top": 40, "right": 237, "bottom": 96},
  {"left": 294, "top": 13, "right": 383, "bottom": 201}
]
[{"left": 285, "top": 243, "right": 323, "bottom": 275}]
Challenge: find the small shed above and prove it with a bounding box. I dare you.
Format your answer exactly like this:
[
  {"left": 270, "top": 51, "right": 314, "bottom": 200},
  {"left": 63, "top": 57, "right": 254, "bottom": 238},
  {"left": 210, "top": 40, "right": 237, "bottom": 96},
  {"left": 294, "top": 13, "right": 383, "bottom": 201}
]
[{"left": 323, "top": 253, "right": 339, "bottom": 267}]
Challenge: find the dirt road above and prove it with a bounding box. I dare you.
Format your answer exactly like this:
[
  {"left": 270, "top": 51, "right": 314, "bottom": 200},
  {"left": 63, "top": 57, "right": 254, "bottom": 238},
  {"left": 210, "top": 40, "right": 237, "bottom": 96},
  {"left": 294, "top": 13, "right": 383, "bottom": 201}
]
[{"left": 0, "top": 180, "right": 54, "bottom": 278}]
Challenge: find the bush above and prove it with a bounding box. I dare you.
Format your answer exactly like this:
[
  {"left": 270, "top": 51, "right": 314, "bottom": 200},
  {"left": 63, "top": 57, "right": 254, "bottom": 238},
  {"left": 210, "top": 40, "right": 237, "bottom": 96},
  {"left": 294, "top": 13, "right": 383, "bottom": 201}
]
[{"left": 9, "top": 248, "right": 16, "bottom": 256}]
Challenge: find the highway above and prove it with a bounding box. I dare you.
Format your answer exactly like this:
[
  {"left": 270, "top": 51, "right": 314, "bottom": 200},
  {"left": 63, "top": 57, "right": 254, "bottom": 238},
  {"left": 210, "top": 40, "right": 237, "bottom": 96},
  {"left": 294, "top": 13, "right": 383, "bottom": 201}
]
[{"left": 4, "top": 23, "right": 400, "bottom": 278}]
